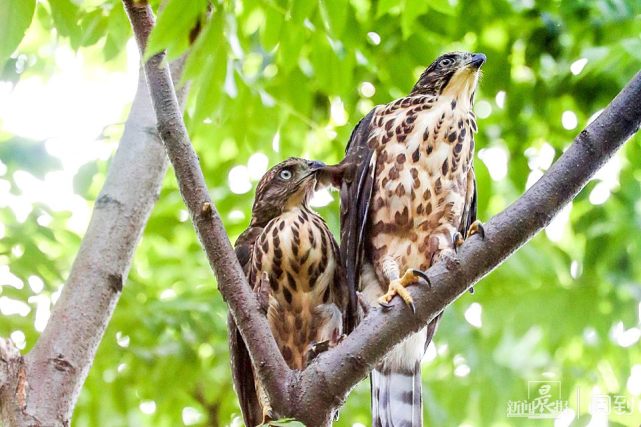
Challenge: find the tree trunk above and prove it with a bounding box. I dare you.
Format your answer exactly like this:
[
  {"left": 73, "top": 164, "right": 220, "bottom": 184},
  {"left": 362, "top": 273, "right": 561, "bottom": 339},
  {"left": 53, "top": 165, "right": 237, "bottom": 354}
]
[{"left": 0, "top": 61, "right": 188, "bottom": 426}]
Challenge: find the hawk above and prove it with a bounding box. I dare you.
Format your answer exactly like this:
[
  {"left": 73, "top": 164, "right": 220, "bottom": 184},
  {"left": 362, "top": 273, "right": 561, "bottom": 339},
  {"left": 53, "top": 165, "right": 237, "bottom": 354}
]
[
  {"left": 332, "top": 51, "right": 486, "bottom": 426},
  {"left": 228, "top": 157, "right": 352, "bottom": 426}
]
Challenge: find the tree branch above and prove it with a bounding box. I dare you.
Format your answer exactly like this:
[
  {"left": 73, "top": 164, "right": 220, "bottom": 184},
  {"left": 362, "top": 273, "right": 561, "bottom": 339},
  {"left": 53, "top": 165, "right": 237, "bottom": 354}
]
[
  {"left": 1, "top": 56, "right": 190, "bottom": 426},
  {"left": 122, "top": 0, "right": 292, "bottom": 412},
  {"left": 124, "top": 1, "right": 641, "bottom": 425}
]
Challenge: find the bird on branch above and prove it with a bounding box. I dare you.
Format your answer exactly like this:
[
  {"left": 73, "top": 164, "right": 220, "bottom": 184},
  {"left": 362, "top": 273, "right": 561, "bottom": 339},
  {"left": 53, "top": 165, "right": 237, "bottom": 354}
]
[
  {"left": 320, "top": 51, "right": 486, "bottom": 427},
  {"left": 228, "top": 157, "right": 353, "bottom": 426}
]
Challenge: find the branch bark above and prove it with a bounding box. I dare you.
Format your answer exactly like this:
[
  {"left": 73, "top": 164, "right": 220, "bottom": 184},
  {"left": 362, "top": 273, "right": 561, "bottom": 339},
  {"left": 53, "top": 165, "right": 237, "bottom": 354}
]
[
  {"left": 0, "top": 58, "right": 189, "bottom": 426},
  {"left": 123, "top": 1, "right": 641, "bottom": 425}
]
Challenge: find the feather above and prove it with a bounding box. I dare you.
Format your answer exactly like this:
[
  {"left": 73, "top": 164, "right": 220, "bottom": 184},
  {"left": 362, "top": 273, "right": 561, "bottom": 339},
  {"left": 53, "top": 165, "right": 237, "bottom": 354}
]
[
  {"left": 339, "top": 108, "right": 378, "bottom": 330},
  {"left": 371, "top": 364, "right": 422, "bottom": 427},
  {"left": 229, "top": 226, "right": 263, "bottom": 427},
  {"left": 458, "top": 167, "right": 477, "bottom": 236}
]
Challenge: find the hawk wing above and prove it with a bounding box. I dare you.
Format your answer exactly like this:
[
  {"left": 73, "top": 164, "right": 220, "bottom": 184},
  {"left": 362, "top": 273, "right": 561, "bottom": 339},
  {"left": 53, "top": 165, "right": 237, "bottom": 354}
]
[
  {"left": 228, "top": 226, "right": 263, "bottom": 427},
  {"left": 339, "top": 108, "right": 377, "bottom": 304},
  {"left": 459, "top": 166, "right": 478, "bottom": 237}
]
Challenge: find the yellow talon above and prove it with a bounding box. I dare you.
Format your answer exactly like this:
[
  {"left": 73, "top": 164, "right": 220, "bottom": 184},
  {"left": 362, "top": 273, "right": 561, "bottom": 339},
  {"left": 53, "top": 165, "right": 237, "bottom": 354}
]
[
  {"left": 378, "top": 269, "right": 430, "bottom": 313},
  {"left": 466, "top": 220, "right": 485, "bottom": 239}
]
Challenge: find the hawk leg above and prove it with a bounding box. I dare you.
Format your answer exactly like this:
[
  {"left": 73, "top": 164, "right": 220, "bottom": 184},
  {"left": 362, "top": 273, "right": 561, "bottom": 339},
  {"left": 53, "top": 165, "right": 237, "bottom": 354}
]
[{"left": 378, "top": 266, "right": 430, "bottom": 314}]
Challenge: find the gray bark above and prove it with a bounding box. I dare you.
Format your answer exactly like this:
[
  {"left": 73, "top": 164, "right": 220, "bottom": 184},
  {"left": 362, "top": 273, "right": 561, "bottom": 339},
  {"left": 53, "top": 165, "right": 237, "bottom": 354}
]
[{"left": 0, "top": 61, "right": 188, "bottom": 426}]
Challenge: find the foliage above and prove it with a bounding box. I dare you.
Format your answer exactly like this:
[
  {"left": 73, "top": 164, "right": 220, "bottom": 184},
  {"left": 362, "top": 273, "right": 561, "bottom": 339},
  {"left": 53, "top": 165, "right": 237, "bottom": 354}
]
[{"left": 1, "top": 0, "right": 641, "bottom": 426}]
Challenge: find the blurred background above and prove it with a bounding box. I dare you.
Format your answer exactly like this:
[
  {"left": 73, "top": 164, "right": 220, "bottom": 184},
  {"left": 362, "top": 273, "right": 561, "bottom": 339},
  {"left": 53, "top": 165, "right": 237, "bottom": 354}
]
[{"left": 1, "top": 0, "right": 641, "bottom": 425}]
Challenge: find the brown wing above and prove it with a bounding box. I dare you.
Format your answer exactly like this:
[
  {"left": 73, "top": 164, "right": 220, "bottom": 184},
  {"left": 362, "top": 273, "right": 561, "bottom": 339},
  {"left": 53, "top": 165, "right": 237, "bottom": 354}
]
[
  {"left": 339, "top": 108, "right": 377, "bottom": 309},
  {"left": 228, "top": 226, "right": 263, "bottom": 427},
  {"left": 459, "top": 166, "right": 478, "bottom": 237}
]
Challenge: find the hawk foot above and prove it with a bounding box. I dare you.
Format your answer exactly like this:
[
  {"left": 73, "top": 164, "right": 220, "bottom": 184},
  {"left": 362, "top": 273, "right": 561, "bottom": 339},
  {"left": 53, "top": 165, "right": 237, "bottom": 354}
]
[
  {"left": 378, "top": 269, "right": 430, "bottom": 313},
  {"left": 467, "top": 220, "right": 485, "bottom": 240},
  {"left": 453, "top": 232, "right": 465, "bottom": 252},
  {"left": 454, "top": 220, "right": 485, "bottom": 254}
]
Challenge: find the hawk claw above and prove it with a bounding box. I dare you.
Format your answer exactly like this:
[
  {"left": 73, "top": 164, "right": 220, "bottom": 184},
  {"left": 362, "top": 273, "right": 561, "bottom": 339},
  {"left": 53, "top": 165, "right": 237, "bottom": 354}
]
[
  {"left": 453, "top": 232, "right": 465, "bottom": 253},
  {"left": 379, "top": 301, "right": 393, "bottom": 311},
  {"left": 378, "top": 269, "right": 428, "bottom": 313},
  {"left": 409, "top": 268, "right": 431, "bottom": 287},
  {"left": 467, "top": 220, "right": 485, "bottom": 240}
]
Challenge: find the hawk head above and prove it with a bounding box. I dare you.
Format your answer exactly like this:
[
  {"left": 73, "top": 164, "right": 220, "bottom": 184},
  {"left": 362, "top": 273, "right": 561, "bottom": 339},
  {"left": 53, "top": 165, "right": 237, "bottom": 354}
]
[
  {"left": 411, "top": 51, "right": 486, "bottom": 99},
  {"left": 251, "top": 157, "right": 325, "bottom": 225}
]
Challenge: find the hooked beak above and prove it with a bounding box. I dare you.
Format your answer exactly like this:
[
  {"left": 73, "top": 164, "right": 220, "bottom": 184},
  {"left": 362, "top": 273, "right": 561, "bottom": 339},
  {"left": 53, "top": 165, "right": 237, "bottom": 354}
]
[
  {"left": 469, "top": 53, "right": 486, "bottom": 69},
  {"left": 306, "top": 160, "right": 326, "bottom": 171}
]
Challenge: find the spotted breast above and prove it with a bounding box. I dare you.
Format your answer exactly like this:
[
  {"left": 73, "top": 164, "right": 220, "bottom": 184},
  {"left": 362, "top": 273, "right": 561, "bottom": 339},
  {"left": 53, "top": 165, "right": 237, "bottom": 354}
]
[
  {"left": 250, "top": 205, "right": 344, "bottom": 370},
  {"left": 368, "top": 94, "right": 477, "bottom": 281}
]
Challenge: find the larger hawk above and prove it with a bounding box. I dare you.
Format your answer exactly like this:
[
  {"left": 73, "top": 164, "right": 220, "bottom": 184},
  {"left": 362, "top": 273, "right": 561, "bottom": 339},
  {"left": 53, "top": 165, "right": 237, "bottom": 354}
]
[
  {"left": 228, "top": 157, "right": 352, "bottom": 426},
  {"left": 335, "top": 52, "right": 485, "bottom": 426}
]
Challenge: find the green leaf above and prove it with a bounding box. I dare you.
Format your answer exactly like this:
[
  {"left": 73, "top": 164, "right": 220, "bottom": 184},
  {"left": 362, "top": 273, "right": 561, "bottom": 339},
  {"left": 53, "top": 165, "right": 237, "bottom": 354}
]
[
  {"left": 429, "top": 0, "right": 457, "bottom": 15},
  {"left": 290, "top": 0, "right": 317, "bottom": 24},
  {"left": 145, "top": 0, "right": 209, "bottom": 61},
  {"left": 79, "top": 8, "right": 108, "bottom": 48},
  {"left": 49, "top": 0, "right": 81, "bottom": 47},
  {"left": 260, "top": 6, "right": 283, "bottom": 51},
  {"left": 0, "top": 0, "right": 36, "bottom": 66},
  {"left": 103, "top": 3, "right": 130, "bottom": 62},
  {"left": 319, "top": 0, "right": 348, "bottom": 37},
  {"left": 376, "top": 0, "right": 401, "bottom": 17},
  {"left": 400, "top": 0, "right": 429, "bottom": 39}
]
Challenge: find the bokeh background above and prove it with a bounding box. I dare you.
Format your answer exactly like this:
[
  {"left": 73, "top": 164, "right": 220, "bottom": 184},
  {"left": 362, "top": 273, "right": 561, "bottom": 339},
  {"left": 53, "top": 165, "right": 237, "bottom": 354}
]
[{"left": 1, "top": 0, "right": 641, "bottom": 426}]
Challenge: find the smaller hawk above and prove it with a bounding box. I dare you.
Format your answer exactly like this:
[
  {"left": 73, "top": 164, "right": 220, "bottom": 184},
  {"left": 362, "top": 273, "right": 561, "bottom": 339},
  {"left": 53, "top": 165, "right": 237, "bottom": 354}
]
[{"left": 228, "top": 157, "right": 353, "bottom": 426}]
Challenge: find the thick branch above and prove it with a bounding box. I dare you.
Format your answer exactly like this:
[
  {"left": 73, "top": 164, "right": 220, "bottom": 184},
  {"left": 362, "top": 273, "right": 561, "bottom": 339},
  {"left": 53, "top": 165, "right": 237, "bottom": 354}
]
[
  {"left": 122, "top": 0, "right": 292, "bottom": 411},
  {"left": 0, "top": 60, "right": 189, "bottom": 426},
  {"left": 292, "top": 70, "right": 641, "bottom": 422}
]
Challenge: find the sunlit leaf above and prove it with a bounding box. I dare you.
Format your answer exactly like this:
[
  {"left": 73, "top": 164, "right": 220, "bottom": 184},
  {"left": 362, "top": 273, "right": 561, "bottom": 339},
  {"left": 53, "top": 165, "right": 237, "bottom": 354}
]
[{"left": 0, "top": 0, "right": 36, "bottom": 66}]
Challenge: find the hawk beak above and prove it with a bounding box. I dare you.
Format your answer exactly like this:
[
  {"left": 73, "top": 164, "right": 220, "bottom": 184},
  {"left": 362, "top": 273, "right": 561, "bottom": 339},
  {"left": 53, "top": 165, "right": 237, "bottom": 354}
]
[
  {"left": 469, "top": 53, "right": 486, "bottom": 69},
  {"left": 306, "top": 160, "right": 326, "bottom": 171}
]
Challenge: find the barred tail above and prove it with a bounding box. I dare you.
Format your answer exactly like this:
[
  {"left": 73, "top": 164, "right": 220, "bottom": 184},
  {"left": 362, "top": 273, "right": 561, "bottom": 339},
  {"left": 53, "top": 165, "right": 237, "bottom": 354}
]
[
  {"left": 370, "top": 317, "right": 441, "bottom": 427},
  {"left": 371, "top": 362, "right": 422, "bottom": 427}
]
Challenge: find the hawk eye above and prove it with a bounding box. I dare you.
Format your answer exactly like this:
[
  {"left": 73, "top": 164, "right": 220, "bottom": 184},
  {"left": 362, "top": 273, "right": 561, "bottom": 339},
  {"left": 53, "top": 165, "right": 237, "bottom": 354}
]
[
  {"left": 279, "top": 169, "right": 293, "bottom": 180},
  {"left": 440, "top": 58, "right": 453, "bottom": 67}
]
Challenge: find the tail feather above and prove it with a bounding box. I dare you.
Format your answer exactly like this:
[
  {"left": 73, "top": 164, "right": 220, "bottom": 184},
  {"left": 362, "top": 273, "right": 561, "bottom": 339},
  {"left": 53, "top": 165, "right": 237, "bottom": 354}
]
[
  {"left": 370, "top": 317, "right": 442, "bottom": 427},
  {"left": 371, "top": 362, "right": 422, "bottom": 427}
]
